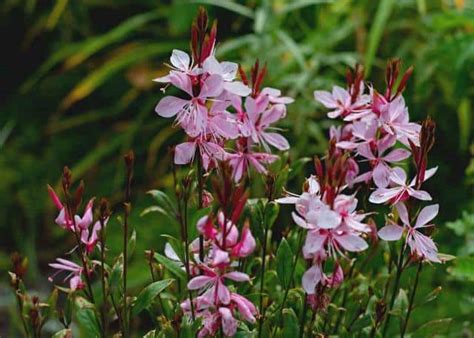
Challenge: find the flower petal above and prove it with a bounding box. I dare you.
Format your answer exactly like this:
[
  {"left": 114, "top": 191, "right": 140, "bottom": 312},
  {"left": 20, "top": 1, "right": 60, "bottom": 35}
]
[{"left": 378, "top": 224, "right": 404, "bottom": 241}]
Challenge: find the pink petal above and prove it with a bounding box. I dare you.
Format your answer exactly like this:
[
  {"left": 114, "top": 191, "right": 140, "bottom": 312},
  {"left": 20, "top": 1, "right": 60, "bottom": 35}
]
[
  {"left": 223, "top": 81, "right": 251, "bottom": 96},
  {"left": 292, "top": 212, "right": 313, "bottom": 229},
  {"left": 262, "top": 132, "right": 290, "bottom": 151},
  {"left": 200, "top": 74, "right": 224, "bottom": 98},
  {"left": 170, "top": 49, "right": 190, "bottom": 71},
  {"left": 302, "top": 231, "right": 327, "bottom": 256},
  {"left": 390, "top": 167, "right": 407, "bottom": 185},
  {"left": 395, "top": 202, "right": 410, "bottom": 226},
  {"left": 335, "top": 233, "right": 368, "bottom": 252},
  {"left": 373, "top": 163, "right": 391, "bottom": 188},
  {"left": 378, "top": 224, "right": 404, "bottom": 241},
  {"left": 219, "top": 307, "right": 238, "bottom": 337},
  {"left": 217, "top": 281, "right": 231, "bottom": 304},
  {"left": 224, "top": 271, "right": 250, "bottom": 282},
  {"left": 302, "top": 265, "right": 322, "bottom": 294},
  {"left": 383, "top": 148, "right": 411, "bottom": 163},
  {"left": 174, "top": 142, "right": 196, "bottom": 165},
  {"left": 369, "top": 187, "right": 402, "bottom": 204},
  {"left": 414, "top": 204, "right": 439, "bottom": 228},
  {"left": 187, "top": 275, "right": 213, "bottom": 290},
  {"left": 314, "top": 90, "right": 337, "bottom": 108},
  {"left": 155, "top": 96, "right": 188, "bottom": 118},
  {"left": 407, "top": 188, "right": 432, "bottom": 201}
]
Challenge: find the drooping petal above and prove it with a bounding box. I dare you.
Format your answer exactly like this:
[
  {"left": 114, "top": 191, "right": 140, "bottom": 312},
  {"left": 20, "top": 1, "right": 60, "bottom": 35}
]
[
  {"left": 174, "top": 142, "right": 196, "bottom": 165},
  {"left": 373, "top": 163, "right": 391, "bottom": 188},
  {"left": 219, "top": 307, "right": 238, "bottom": 337},
  {"left": 217, "top": 280, "right": 231, "bottom": 304},
  {"left": 407, "top": 188, "right": 432, "bottom": 201},
  {"left": 223, "top": 81, "right": 251, "bottom": 96},
  {"left": 395, "top": 202, "right": 410, "bottom": 226},
  {"left": 302, "top": 265, "right": 323, "bottom": 294}
]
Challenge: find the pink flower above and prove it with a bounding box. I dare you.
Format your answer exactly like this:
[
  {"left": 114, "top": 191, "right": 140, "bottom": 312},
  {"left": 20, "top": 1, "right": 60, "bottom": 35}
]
[
  {"left": 155, "top": 73, "right": 224, "bottom": 137},
  {"left": 259, "top": 87, "right": 294, "bottom": 105},
  {"left": 203, "top": 55, "right": 251, "bottom": 96},
  {"left": 357, "top": 137, "right": 411, "bottom": 188},
  {"left": 187, "top": 269, "right": 250, "bottom": 305},
  {"left": 333, "top": 194, "right": 371, "bottom": 232},
  {"left": 369, "top": 167, "right": 436, "bottom": 204},
  {"left": 81, "top": 219, "right": 107, "bottom": 254},
  {"left": 314, "top": 84, "right": 370, "bottom": 120},
  {"left": 241, "top": 96, "right": 289, "bottom": 152},
  {"left": 174, "top": 138, "right": 226, "bottom": 170},
  {"left": 227, "top": 150, "right": 278, "bottom": 182},
  {"left": 374, "top": 94, "right": 421, "bottom": 147},
  {"left": 231, "top": 223, "right": 256, "bottom": 258},
  {"left": 378, "top": 203, "right": 440, "bottom": 263},
  {"left": 48, "top": 258, "right": 84, "bottom": 291},
  {"left": 48, "top": 185, "right": 94, "bottom": 232},
  {"left": 302, "top": 261, "right": 344, "bottom": 294}
]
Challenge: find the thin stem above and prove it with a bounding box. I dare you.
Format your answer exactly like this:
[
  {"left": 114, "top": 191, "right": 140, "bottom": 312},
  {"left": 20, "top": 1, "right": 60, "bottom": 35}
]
[
  {"left": 122, "top": 151, "right": 133, "bottom": 337},
  {"left": 299, "top": 294, "right": 309, "bottom": 338},
  {"left": 196, "top": 156, "right": 205, "bottom": 261},
  {"left": 258, "top": 222, "right": 270, "bottom": 338},
  {"left": 401, "top": 261, "right": 422, "bottom": 337},
  {"left": 382, "top": 243, "right": 405, "bottom": 337},
  {"left": 172, "top": 163, "right": 196, "bottom": 320},
  {"left": 99, "top": 218, "right": 107, "bottom": 338},
  {"left": 15, "top": 291, "right": 29, "bottom": 337},
  {"left": 182, "top": 186, "right": 196, "bottom": 320},
  {"left": 331, "top": 261, "right": 356, "bottom": 333}
]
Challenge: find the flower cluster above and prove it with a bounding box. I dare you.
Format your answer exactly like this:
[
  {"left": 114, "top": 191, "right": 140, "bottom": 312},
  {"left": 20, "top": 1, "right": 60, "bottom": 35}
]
[
  {"left": 277, "top": 158, "right": 372, "bottom": 295},
  {"left": 314, "top": 61, "right": 440, "bottom": 262},
  {"left": 178, "top": 183, "right": 258, "bottom": 337},
  {"left": 154, "top": 8, "right": 292, "bottom": 180},
  {"left": 46, "top": 171, "right": 107, "bottom": 291}
]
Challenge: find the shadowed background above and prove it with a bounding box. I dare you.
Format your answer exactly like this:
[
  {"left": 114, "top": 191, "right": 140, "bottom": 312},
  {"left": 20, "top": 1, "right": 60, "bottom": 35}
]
[{"left": 0, "top": 0, "right": 473, "bottom": 336}]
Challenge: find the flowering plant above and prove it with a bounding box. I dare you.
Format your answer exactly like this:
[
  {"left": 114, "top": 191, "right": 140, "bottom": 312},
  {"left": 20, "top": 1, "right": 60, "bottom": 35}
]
[{"left": 9, "top": 8, "right": 450, "bottom": 338}]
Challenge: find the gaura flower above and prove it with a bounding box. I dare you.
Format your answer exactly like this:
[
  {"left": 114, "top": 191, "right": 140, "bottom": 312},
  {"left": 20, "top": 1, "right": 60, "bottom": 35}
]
[
  {"left": 378, "top": 202, "right": 440, "bottom": 263},
  {"left": 369, "top": 167, "right": 436, "bottom": 204},
  {"left": 314, "top": 84, "right": 370, "bottom": 120},
  {"left": 48, "top": 258, "right": 84, "bottom": 291}
]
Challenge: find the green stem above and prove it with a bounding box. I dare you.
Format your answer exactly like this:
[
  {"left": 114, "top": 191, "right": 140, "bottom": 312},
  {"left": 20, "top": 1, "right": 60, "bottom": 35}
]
[
  {"left": 382, "top": 243, "right": 405, "bottom": 337},
  {"left": 401, "top": 261, "right": 422, "bottom": 337},
  {"left": 299, "top": 294, "right": 309, "bottom": 338},
  {"left": 99, "top": 218, "right": 107, "bottom": 338},
  {"left": 258, "top": 222, "right": 270, "bottom": 338}
]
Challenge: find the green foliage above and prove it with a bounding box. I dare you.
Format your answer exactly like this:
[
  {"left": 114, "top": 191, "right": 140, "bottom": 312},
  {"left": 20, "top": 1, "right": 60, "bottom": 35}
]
[
  {"left": 131, "top": 279, "right": 174, "bottom": 316},
  {"left": 0, "top": 0, "right": 473, "bottom": 336}
]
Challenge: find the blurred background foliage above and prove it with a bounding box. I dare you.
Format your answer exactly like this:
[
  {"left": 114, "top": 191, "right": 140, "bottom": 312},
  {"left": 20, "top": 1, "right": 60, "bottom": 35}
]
[{"left": 0, "top": 0, "right": 473, "bottom": 336}]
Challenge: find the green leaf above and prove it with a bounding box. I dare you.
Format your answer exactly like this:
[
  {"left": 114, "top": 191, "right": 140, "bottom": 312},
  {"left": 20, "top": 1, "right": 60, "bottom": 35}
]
[
  {"left": 281, "top": 308, "right": 299, "bottom": 338},
  {"left": 109, "top": 254, "right": 124, "bottom": 295},
  {"left": 52, "top": 329, "right": 72, "bottom": 338},
  {"left": 350, "top": 313, "right": 372, "bottom": 331},
  {"left": 191, "top": 0, "right": 255, "bottom": 19},
  {"left": 147, "top": 190, "right": 177, "bottom": 217},
  {"left": 153, "top": 252, "right": 187, "bottom": 281},
  {"left": 44, "top": 288, "right": 58, "bottom": 319},
  {"left": 62, "top": 43, "right": 176, "bottom": 108},
  {"left": 74, "top": 297, "right": 101, "bottom": 338},
  {"left": 276, "top": 238, "right": 293, "bottom": 289},
  {"left": 413, "top": 318, "right": 452, "bottom": 336},
  {"left": 448, "top": 256, "right": 474, "bottom": 281},
  {"left": 458, "top": 98, "right": 471, "bottom": 151},
  {"left": 392, "top": 289, "right": 408, "bottom": 317},
  {"left": 276, "top": 30, "right": 306, "bottom": 69},
  {"left": 132, "top": 279, "right": 174, "bottom": 316},
  {"left": 143, "top": 329, "right": 157, "bottom": 338},
  {"left": 417, "top": 286, "right": 442, "bottom": 307},
  {"left": 437, "top": 253, "right": 456, "bottom": 262},
  {"left": 277, "top": 0, "right": 332, "bottom": 14},
  {"left": 365, "top": 0, "right": 396, "bottom": 75}
]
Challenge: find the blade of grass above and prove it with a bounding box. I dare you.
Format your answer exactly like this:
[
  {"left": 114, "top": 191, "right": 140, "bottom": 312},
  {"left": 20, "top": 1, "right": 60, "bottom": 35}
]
[
  {"left": 364, "top": 0, "right": 395, "bottom": 75},
  {"left": 191, "top": 0, "right": 255, "bottom": 19}
]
